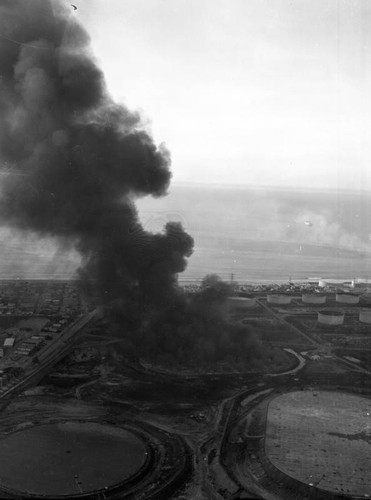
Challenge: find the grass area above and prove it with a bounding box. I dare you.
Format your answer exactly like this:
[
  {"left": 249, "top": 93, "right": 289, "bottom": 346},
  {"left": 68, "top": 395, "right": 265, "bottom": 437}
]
[{"left": 241, "top": 317, "right": 304, "bottom": 343}]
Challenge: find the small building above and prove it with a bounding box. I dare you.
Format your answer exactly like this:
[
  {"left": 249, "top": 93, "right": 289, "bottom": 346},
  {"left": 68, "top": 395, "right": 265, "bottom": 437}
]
[
  {"left": 19, "top": 302, "right": 35, "bottom": 313},
  {"left": 317, "top": 309, "right": 345, "bottom": 325},
  {"left": 3, "top": 338, "right": 15, "bottom": 352}
]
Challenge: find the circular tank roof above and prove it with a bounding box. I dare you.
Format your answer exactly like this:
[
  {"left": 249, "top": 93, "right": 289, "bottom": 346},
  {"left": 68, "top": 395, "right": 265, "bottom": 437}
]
[
  {"left": 302, "top": 293, "right": 326, "bottom": 297},
  {"left": 0, "top": 422, "right": 148, "bottom": 497},
  {"left": 319, "top": 309, "right": 344, "bottom": 316},
  {"left": 266, "top": 390, "right": 371, "bottom": 496}
]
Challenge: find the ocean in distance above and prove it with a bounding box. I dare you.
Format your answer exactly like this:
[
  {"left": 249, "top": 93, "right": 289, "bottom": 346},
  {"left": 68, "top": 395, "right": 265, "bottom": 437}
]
[
  {"left": 0, "top": 184, "right": 370, "bottom": 283},
  {"left": 138, "top": 184, "right": 371, "bottom": 283}
]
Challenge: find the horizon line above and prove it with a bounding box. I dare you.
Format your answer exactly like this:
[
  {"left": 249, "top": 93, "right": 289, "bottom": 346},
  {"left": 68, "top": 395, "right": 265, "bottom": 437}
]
[{"left": 170, "top": 181, "right": 371, "bottom": 195}]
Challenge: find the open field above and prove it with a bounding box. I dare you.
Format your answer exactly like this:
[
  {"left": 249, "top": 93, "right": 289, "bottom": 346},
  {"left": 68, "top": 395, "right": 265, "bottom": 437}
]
[
  {"left": 238, "top": 316, "right": 305, "bottom": 344},
  {"left": 265, "top": 390, "right": 371, "bottom": 496}
]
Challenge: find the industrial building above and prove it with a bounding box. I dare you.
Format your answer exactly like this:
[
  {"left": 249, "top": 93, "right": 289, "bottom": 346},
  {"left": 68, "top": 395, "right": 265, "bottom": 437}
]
[{"left": 15, "top": 337, "right": 45, "bottom": 357}]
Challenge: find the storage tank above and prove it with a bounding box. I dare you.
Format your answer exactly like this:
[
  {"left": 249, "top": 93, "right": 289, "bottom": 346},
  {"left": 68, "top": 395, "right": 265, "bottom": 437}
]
[
  {"left": 227, "top": 296, "right": 256, "bottom": 311},
  {"left": 302, "top": 294, "right": 326, "bottom": 305},
  {"left": 359, "top": 309, "right": 371, "bottom": 324},
  {"left": 317, "top": 309, "right": 345, "bottom": 325},
  {"left": 318, "top": 279, "right": 352, "bottom": 288},
  {"left": 352, "top": 278, "right": 371, "bottom": 290},
  {"left": 336, "top": 293, "right": 360, "bottom": 305},
  {"left": 267, "top": 294, "right": 291, "bottom": 305}
]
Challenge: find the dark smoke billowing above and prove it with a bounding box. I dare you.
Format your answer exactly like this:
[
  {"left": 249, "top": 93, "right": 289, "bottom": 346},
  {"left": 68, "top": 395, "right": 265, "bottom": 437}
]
[
  {"left": 0, "top": 0, "right": 193, "bottom": 304},
  {"left": 0, "top": 1, "right": 264, "bottom": 369}
]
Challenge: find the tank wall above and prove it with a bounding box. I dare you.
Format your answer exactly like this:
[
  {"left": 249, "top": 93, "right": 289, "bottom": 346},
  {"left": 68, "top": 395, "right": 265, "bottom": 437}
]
[
  {"left": 227, "top": 297, "right": 256, "bottom": 310},
  {"left": 317, "top": 312, "right": 344, "bottom": 325},
  {"left": 336, "top": 294, "right": 359, "bottom": 304},
  {"left": 267, "top": 295, "right": 291, "bottom": 305},
  {"left": 359, "top": 310, "right": 371, "bottom": 324},
  {"left": 302, "top": 294, "right": 326, "bottom": 304}
]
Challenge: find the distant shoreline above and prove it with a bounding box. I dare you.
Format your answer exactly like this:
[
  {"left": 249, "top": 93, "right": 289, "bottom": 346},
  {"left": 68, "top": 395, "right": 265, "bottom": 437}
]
[
  {"left": 170, "top": 182, "right": 371, "bottom": 196},
  {"left": 0, "top": 275, "right": 369, "bottom": 288}
]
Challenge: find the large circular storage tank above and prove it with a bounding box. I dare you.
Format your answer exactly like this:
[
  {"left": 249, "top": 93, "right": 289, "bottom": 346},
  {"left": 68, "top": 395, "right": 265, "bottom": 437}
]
[
  {"left": 336, "top": 293, "right": 360, "bottom": 305},
  {"left": 265, "top": 391, "right": 371, "bottom": 497},
  {"left": 359, "top": 309, "right": 371, "bottom": 324},
  {"left": 267, "top": 294, "right": 291, "bottom": 305},
  {"left": 227, "top": 296, "right": 256, "bottom": 311},
  {"left": 318, "top": 279, "right": 350, "bottom": 288},
  {"left": 317, "top": 309, "right": 345, "bottom": 325},
  {"left": 0, "top": 422, "right": 150, "bottom": 497},
  {"left": 302, "top": 294, "right": 326, "bottom": 305}
]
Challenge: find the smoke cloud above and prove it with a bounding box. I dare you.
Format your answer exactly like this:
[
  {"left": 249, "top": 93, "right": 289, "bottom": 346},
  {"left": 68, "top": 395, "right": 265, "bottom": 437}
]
[{"left": 0, "top": 0, "right": 193, "bottom": 304}]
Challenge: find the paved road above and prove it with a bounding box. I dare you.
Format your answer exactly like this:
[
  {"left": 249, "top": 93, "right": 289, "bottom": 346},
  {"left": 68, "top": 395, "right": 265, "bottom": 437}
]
[{"left": 266, "top": 349, "right": 306, "bottom": 378}]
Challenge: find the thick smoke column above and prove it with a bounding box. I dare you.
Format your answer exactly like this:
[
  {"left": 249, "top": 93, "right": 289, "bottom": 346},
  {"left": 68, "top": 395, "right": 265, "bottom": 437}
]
[{"left": 0, "top": 0, "right": 193, "bottom": 303}]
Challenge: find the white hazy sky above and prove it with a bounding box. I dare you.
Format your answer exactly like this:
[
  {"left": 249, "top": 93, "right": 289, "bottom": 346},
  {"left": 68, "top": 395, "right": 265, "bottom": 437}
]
[{"left": 76, "top": 0, "right": 371, "bottom": 191}]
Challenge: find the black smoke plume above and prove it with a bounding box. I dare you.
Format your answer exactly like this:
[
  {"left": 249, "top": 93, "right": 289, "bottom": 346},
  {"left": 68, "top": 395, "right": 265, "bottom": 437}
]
[{"left": 0, "top": 0, "right": 193, "bottom": 304}]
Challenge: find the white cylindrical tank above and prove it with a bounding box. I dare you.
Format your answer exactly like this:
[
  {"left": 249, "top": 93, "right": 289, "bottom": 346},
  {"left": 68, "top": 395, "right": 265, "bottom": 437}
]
[
  {"left": 336, "top": 293, "right": 360, "bottom": 305},
  {"left": 267, "top": 294, "right": 291, "bottom": 305},
  {"left": 359, "top": 309, "right": 371, "bottom": 324},
  {"left": 302, "top": 294, "right": 326, "bottom": 305},
  {"left": 317, "top": 309, "right": 345, "bottom": 325},
  {"left": 318, "top": 279, "right": 351, "bottom": 288},
  {"left": 227, "top": 296, "right": 256, "bottom": 311}
]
